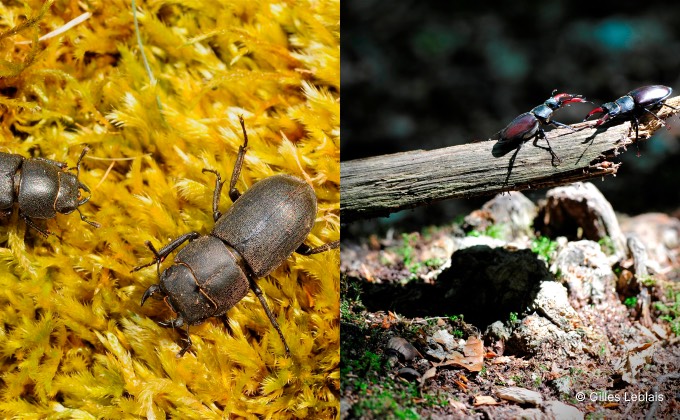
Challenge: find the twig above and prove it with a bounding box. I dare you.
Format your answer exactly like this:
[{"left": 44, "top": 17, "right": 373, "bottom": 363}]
[
  {"left": 14, "top": 12, "right": 91, "bottom": 45},
  {"left": 341, "top": 96, "right": 680, "bottom": 222}
]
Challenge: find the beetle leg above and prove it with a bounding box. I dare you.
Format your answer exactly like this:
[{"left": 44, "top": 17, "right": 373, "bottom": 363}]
[
  {"left": 660, "top": 102, "right": 678, "bottom": 111},
  {"left": 296, "top": 240, "right": 340, "bottom": 255},
  {"left": 202, "top": 168, "right": 224, "bottom": 222},
  {"left": 20, "top": 213, "right": 51, "bottom": 237},
  {"left": 176, "top": 323, "right": 192, "bottom": 357},
  {"left": 642, "top": 108, "right": 668, "bottom": 125},
  {"left": 130, "top": 232, "right": 200, "bottom": 274},
  {"left": 248, "top": 277, "right": 291, "bottom": 356},
  {"left": 549, "top": 120, "right": 577, "bottom": 132},
  {"left": 228, "top": 115, "right": 250, "bottom": 203},
  {"left": 503, "top": 141, "right": 523, "bottom": 185},
  {"left": 158, "top": 316, "right": 184, "bottom": 329},
  {"left": 533, "top": 129, "right": 561, "bottom": 166},
  {"left": 631, "top": 116, "right": 642, "bottom": 157},
  {"left": 157, "top": 316, "right": 193, "bottom": 357}
]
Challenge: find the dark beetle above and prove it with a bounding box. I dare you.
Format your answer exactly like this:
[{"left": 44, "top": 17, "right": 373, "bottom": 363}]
[
  {"left": 495, "top": 91, "right": 588, "bottom": 165},
  {"left": 0, "top": 147, "right": 99, "bottom": 236},
  {"left": 584, "top": 85, "right": 677, "bottom": 152},
  {"left": 132, "top": 116, "right": 339, "bottom": 357}
]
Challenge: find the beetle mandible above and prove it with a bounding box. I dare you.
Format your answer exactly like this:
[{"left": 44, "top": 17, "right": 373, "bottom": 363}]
[
  {"left": 0, "top": 147, "right": 99, "bottom": 236},
  {"left": 132, "top": 116, "right": 340, "bottom": 357},
  {"left": 583, "top": 85, "right": 677, "bottom": 155},
  {"left": 495, "top": 90, "right": 588, "bottom": 165}
]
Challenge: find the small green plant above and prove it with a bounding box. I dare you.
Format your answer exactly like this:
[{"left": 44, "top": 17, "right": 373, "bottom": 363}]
[
  {"left": 485, "top": 224, "right": 504, "bottom": 239},
  {"left": 598, "top": 236, "right": 616, "bottom": 255},
  {"left": 447, "top": 314, "right": 462, "bottom": 322},
  {"left": 395, "top": 233, "right": 420, "bottom": 278},
  {"left": 531, "top": 236, "right": 558, "bottom": 263},
  {"left": 340, "top": 275, "right": 365, "bottom": 323},
  {"left": 623, "top": 296, "right": 637, "bottom": 308},
  {"left": 452, "top": 215, "right": 466, "bottom": 225},
  {"left": 344, "top": 351, "right": 382, "bottom": 377},
  {"left": 392, "top": 233, "right": 446, "bottom": 280},
  {"left": 654, "top": 288, "right": 680, "bottom": 336},
  {"left": 509, "top": 312, "right": 518, "bottom": 323},
  {"left": 350, "top": 375, "right": 447, "bottom": 419},
  {"left": 447, "top": 314, "right": 465, "bottom": 337},
  {"left": 466, "top": 224, "right": 505, "bottom": 239},
  {"left": 639, "top": 275, "right": 657, "bottom": 287}
]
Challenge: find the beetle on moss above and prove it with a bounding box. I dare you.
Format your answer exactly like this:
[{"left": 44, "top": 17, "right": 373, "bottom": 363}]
[
  {"left": 0, "top": 147, "right": 100, "bottom": 236},
  {"left": 132, "top": 116, "right": 339, "bottom": 357}
]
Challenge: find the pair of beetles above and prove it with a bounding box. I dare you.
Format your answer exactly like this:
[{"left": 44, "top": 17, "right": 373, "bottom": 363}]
[
  {"left": 0, "top": 85, "right": 674, "bottom": 356},
  {"left": 495, "top": 85, "right": 676, "bottom": 163},
  {"left": 0, "top": 116, "right": 339, "bottom": 357}
]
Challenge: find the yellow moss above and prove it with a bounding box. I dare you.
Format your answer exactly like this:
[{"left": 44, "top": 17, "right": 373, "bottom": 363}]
[{"left": 0, "top": 0, "right": 339, "bottom": 418}]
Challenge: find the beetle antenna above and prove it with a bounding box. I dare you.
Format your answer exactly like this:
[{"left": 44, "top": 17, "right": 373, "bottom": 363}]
[
  {"left": 77, "top": 208, "right": 101, "bottom": 228},
  {"left": 68, "top": 146, "right": 90, "bottom": 177}
]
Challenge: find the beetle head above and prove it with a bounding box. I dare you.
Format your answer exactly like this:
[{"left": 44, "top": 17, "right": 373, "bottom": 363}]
[
  {"left": 545, "top": 91, "right": 588, "bottom": 110},
  {"left": 56, "top": 147, "right": 100, "bottom": 228},
  {"left": 55, "top": 172, "right": 91, "bottom": 214},
  {"left": 583, "top": 102, "right": 620, "bottom": 125}
]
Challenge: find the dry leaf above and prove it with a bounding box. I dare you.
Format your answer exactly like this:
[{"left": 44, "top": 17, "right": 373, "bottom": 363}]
[
  {"left": 433, "top": 336, "right": 484, "bottom": 372},
  {"left": 420, "top": 367, "right": 437, "bottom": 386},
  {"left": 618, "top": 342, "right": 656, "bottom": 384}
]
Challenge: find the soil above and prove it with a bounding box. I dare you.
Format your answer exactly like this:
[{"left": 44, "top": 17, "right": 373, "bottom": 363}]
[{"left": 340, "top": 185, "right": 680, "bottom": 419}]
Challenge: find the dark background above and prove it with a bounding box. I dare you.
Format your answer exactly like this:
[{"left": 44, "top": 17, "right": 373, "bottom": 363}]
[{"left": 341, "top": 0, "right": 680, "bottom": 233}]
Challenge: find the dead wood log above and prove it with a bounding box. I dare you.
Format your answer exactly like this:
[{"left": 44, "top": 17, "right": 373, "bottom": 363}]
[{"left": 341, "top": 96, "right": 680, "bottom": 222}]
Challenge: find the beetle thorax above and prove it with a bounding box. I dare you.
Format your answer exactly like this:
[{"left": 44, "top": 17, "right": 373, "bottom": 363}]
[{"left": 531, "top": 104, "right": 553, "bottom": 123}]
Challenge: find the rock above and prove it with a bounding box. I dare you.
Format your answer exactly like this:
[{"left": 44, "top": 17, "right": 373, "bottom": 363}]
[
  {"left": 451, "top": 235, "right": 506, "bottom": 251},
  {"left": 542, "top": 400, "right": 584, "bottom": 420},
  {"left": 550, "top": 240, "right": 616, "bottom": 309},
  {"left": 396, "top": 367, "right": 421, "bottom": 382},
  {"left": 620, "top": 212, "right": 680, "bottom": 273},
  {"left": 530, "top": 281, "right": 580, "bottom": 331},
  {"left": 482, "top": 191, "right": 537, "bottom": 240},
  {"left": 463, "top": 191, "right": 537, "bottom": 241},
  {"left": 497, "top": 386, "right": 543, "bottom": 406},
  {"left": 432, "top": 329, "right": 456, "bottom": 352},
  {"left": 535, "top": 182, "right": 626, "bottom": 260},
  {"left": 506, "top": 314, "right": 584, "bottom": 357},
  {"left": 386, "top": 337, "right": 420, "bottom": 366},
  {"left": 485, "top": 321, "right": 511, "bottom": 341}
]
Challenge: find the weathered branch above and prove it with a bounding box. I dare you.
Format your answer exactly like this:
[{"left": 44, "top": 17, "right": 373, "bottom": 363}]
[{"left": 341, "top": 96, "right": 680, "bottom": 222}]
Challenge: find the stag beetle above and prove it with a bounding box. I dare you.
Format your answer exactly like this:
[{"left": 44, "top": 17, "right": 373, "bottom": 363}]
[
  {"left": 132, "top": 116, "right": 339, "bottom": 357},
  {"left": 583, "top": 85, "right": 676, "bottom": 154},
  {"left": 494, "top": 91, "right": 588, "bottom": 165},
  {"left": 0, "top": 147, "right": 99, "bottom": 236}
]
